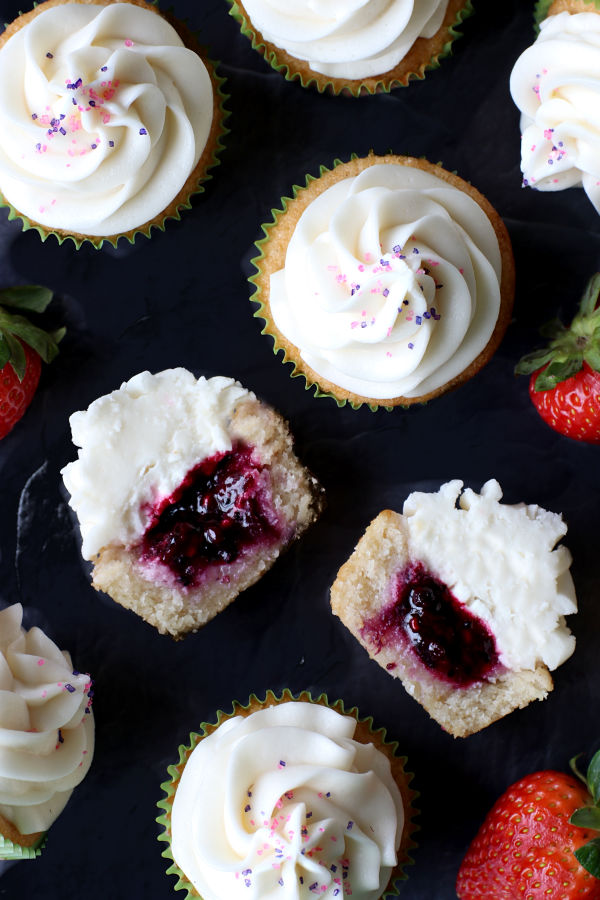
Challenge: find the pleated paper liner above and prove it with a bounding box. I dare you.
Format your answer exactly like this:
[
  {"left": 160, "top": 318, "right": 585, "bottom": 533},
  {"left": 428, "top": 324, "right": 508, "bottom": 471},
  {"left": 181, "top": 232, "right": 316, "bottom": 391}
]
[
  {"left": 227, "top": 0, "right": 473, "bottom": 96},
  {"left": 0, "top": 0, "right": 229, "bottom": 250},
  {"left": 535, "top": 0, "right": 600, "bottom": 25},
  {"left": 0, "top": 824, "right": 46, "bottom": 861},
  {"left": 157, "top": 688, "right": 419, "bottom": 900},
  {"left": 250, "top": 154, "right": 515, "bottom": 412}
]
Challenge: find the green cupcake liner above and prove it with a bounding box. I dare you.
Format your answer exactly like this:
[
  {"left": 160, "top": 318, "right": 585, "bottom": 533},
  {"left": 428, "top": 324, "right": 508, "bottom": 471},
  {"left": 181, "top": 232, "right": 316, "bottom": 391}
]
[
  {"left": 226, "top": 0, "right": 474, "bottom": 96},
  {"left": 0, "top": 2, "right": 229, "bottom": 250},
  {"left": 157, "top": 688, "right": 419, "bottom": 900},
  {"left": 0, "top": 831, "right": 46, "bottom": 861}
]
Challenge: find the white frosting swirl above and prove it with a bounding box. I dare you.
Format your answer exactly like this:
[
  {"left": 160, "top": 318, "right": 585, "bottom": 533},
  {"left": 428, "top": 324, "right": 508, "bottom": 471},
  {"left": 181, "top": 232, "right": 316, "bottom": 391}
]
[
  {"left": 171, "top": 702, "right": 404, "bottom": 900},
  {"left": 61, "top": 370, "right": 250, "bottom": 560},
  {"left": 510, "top": 12, "right": 600, "bottom": 213},
  {"left": 0, "top": 2, "right": 214, "bottom": 236},
  {"left": 269, "top": 163, "right": 503, "bottom": 400},
  {"left": 241, "top": 0, "right": 450, "bottom": 80},
  {"left": 0, "top": 604, "right": 94, "bottom": 836}
]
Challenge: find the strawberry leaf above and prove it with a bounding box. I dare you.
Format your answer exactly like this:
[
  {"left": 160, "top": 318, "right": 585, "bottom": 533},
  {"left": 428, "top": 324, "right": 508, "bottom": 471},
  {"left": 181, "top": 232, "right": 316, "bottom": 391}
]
[
  {"left": 570, "top": 807, "right": 600, "bottom": 830},
  {"left": 0, "top": 285, "right": 53, "bottom": 313},
  {"left": 0, "top": 309, "right": 61, "bottom": 364},
  {"left": 0, "top": 336, "right": 10, "bottom": 371},
  {"left": 579, "top": 273, "right": 600, "bottom": 317},
  {"left": 514, "top": 349, "right": 556, "bottom": 376},
  {"left": 575, "top": 838, "right": 600, "bottom": 879},
  {"left": 539, "top": 318, "right": 567, "bottom": 339},
  {"left": 2, "top": 331, "right": 26, "bottom": 380},
  {"left": 533, "top": 356, "right": 583, "bottom": 391},
  {"left": 584, "top": 343, "right": 600, "bottom": 373},
  {"left": 587, "top": 750, "right": 600, "bottom": 804}
]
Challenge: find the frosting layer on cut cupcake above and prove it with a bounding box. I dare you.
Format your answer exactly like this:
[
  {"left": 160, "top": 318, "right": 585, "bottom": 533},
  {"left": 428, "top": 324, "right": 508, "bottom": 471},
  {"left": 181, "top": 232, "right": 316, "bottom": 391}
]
[
  {"left": 61, "top": 370, "right": 250, "bottom": 560},
  {"left": 0, "top": 2, "right": 213, "bottom": 235},
  {"left": 171, "top": 702, "right": 404, "bottom": 900},
  {"left": 381, "top": 480, "right": 576, "bottom": 673},
  {"left": 269, "top": 163, "right": 502, "bottom": 400},
  {"left": 241, "top": 0, "right": 450, "bottom": 80},
  {"left": 510, "top": 12, "right": 600, "bottom": 213},
  {"left": 0, "top": 604, "right": 94, "bottom": 836}
]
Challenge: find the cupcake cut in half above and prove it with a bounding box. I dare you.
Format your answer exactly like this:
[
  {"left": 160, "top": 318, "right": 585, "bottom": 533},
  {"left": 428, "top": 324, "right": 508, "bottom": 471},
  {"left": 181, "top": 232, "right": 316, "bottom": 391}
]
[
  {"left": 228, "top": 0, "right": 473, "bottom": 96},
  {"left": 511, "top": 1, "right": 600, "bottom": 214},
  {"left": 157, "top": 689, "right": 418, "bottom": 900},
  {"left": 0, "top": 0, "right": 227, "bottom": 247},
  {"left": 252, "top": 154, "right": 515, "bottom": 410},
  {"left": 0, "top": 603, "right": 94, "bottom": 859},
  {"left": 61, "top": 369, "right": 323, "bottom": 638},
  {"left": 330, "top": 480, "right": 577, "bottom": 738}
]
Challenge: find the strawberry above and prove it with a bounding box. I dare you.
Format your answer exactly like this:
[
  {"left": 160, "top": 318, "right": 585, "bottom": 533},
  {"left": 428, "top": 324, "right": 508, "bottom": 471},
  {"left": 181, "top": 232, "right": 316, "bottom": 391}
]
[
  {"left": 456, "top": 751, "right": 600, "bottom": 900},
  {"left": 515, "top": 272, "right": 600, "bottom": 444},
  {"left": 0, "top": 285, "right": 63, "bottom": 439}
]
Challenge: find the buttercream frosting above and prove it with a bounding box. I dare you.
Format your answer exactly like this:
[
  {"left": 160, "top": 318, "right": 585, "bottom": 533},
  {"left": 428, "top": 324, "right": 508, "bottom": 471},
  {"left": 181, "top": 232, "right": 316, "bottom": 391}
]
[
  {"left": 0, "top": 603, "right": 94, "bottom": 837},
  {"left": 62, "top": 369, "right": 251, "bottom": 560},
  {"left": 0, "top": 2, "right": 214, "bottom": 236},
  {"left": 241, "top": 0, "right": 450, "bottom": 80},
  {"left": 398, "top": 480, "right": 576, "bottom": 672},
  {"left": 171, "top": 701, "right": 404, "bottom": 900},
  {"left": 268, "top": 162, "right": 503, "bottom": 400},
  {"left": 510, "top": 12, "right": 600, "bottom": 213}
]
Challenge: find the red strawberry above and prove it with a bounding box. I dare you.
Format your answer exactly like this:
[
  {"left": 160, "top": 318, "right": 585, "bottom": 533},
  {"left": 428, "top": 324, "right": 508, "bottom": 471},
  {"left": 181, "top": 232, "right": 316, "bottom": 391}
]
[
  {"left": 516, "top": 273, "right": 600, "bottom": 444},
  {"left": 0, "top": 285, "right": 63, "bottom": 439},
  {"left": 456, "top": 752, "right": 600, "bottom": 900}
]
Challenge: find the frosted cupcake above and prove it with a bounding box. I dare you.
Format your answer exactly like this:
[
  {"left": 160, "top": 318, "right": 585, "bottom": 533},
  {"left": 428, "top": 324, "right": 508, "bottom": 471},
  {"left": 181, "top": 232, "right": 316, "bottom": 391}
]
[
  {"left": 252, "top": 154, "right": 515, "bottom": 409},
  {"left": 157, "top": 690, "right": 418, "bottom": 899},
  {"left": 0, "top": 0, "right": 227, "bottom": 247},
  {"left": 61, "top": 369, "right": 323, "bottom": 638},
  {"left": 331, "top": 480, "right": 577, "bottom": 738},
  {"left": 228, "top": 0, "right": 473, "bottom": 95},
  {"left": 0, "top": 603, "right": 94, "bottom": 859},
  {"left": 510, "top": 1, "right": 600, "bottom": 213}
]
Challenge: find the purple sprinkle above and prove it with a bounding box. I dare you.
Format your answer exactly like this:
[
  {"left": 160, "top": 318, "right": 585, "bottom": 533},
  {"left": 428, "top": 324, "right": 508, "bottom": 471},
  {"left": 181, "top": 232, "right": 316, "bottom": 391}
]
[
  {"left": 436, "top": 284, "right": 443, "bottom": 290},
  {"left": 360, "top": 322, "right": 367, "bottom": 328},
  {"left": 306, "top": 811, "right": 313, "bottom": 819},
  {"left": 72, "top": 98, "right": 77, "bottom": 105},
  {"left": 72, "top": 670, "right": 80, "bottom": 676},
  {"left": 383, "top": 288, "right": 389, "bottom": 297},
  {"left": 278, "top": 879, "right": 284, "bottom": 887},
  {"left": 380, "top": 258, "right": 390, "bottom": 267},
  {"left": 244, "top": 879, "right": 251, "bottom": 888},
  {"left": 392, "top": 244, "right": 401, "bottom": 253},
  {"left": 559, "top": 141, "right": 564, "bottom": 147},
  {"left": 424, "top": 311, "right": 431, "bottom": 319},
  {"left": 309, "top": 884, "right": 318, "bottom": 892},
  {"left": 398, "top": 254, "right": 406, "bottom": 259},
  {"left": 415, "top": 315, "right": 422, "bottom": 325},
  {"left": 247, "top": 790, "right": 252, "bottom": 797},
  {"left": 60, "top": 127, "right": 66, "bottom": 135},
  {"left": 89, "top": 100, "right": 96, "bottom": 107},
  {"left": 430, "top": 307, "right": 441, "bottom": 320},
  {"left": 548, "top": 159, "right": 554, "bottom": 165},
  {"left": 522, "top": 178, "right": 529, "bottom": 187},
  {"left": 331, "top": 864, "right": 337, "bottom": 872},
  {"left": 101, "top": 65, "right": 108, "bottom": 72},
  {"left": 59, "top": 113, "right": 65, "bottom": 120},
  {"left": 65, "top": 683, "right": 76, "bottom": 693},
  {"left": 91, "top": 143, "right": 97, "bottom": 149},
  {"left": 347, "top": 821, "right": 354, "bottom": 830},
  {"left": 326, "top": 792, "right": 331, "bottom": 797},
  {"left": 31, "top": 113, "right": 38, "bottom": 120},
  {"left": 109, "top": 140, "right": 114, "bottom": 147},
  {"left": 57, "top": 729, "right": 64, "bottom": 744},
  {"left": 139, "top": 127, "right": 147, "bottom": 136},
  {"left": 300, "top": 877, "right": 304, "bottom": 885},
  {"left": 403, "top": 299, "right": 409, "bottom": 305},
  {"left": 244, "top": 804, "right": 250, "bottom": 812},
  {"left": 46, "top": 52, "right": 53, "bottom": 59},
  {"left": 279, "top": 760, "right": 286, "bottom": 767},
  {"left": 412, "top": 247, "right": 420, "bottom": 254},
  {"left": 242, "top": 869, "right": 252, "bottom": 876},
  {"left": 408, "top": 342, "right": 414, "bottom": 349}
]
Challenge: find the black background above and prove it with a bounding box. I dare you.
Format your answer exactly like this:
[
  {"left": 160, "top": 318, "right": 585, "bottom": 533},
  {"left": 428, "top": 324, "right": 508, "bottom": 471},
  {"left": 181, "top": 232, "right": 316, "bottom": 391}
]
[{"left": 0, "top": 1, "right": 599, "bottom": 898}]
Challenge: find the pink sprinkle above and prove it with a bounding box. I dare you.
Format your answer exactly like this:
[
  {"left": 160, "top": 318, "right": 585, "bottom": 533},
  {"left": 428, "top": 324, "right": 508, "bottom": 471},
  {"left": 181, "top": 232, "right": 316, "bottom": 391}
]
[
  {"left": 41, "top": 690, "right": 47, "bottom": 698},
  {"left": 124, "top": 38, "right": 134, "bottom": 47},
  {"left": 386, "top": 351, "right": 392, "bottom": 357},
  {"left": 37, "top": 659, "right": 45, "bottom": 666},
  {"left": 358, "top": 264, "right": 365, "bottom": 272}
]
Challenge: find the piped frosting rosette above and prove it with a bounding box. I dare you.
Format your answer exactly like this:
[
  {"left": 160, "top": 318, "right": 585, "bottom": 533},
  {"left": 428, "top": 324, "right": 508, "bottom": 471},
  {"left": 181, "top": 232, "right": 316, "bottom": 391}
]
[
  {"left": 0, "top": 603, "right": 94, "bottom": 857},
  {"left": 511, "top": 6, "right": 600, "bottom": 213},
  {"left": 0, "top": 0, "right": 225, "bottom": 247},
  {"left": 157, "top": 691, "right": 418, "bottom": 900},
  {"left": 227, "top": 0, "right": 473, "bottom": 95},
  {"left": 252, "top": 155, "right": 514, "bottom": 408}
]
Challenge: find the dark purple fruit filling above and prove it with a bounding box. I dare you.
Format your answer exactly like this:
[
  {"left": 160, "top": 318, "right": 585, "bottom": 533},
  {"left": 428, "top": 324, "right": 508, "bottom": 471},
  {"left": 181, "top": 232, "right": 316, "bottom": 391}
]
[
  {"left": 140, "top": 442, "right": 281, "bottom": 587},
  {"left": 362, "top": 562, "right": 499, "bottom": 687}
]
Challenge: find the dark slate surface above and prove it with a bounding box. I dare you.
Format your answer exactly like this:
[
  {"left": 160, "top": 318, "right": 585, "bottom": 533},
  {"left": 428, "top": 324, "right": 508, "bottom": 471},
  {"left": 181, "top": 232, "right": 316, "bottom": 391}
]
[{"left": 0, "top": 2, "right": 598, "bottom": 899}]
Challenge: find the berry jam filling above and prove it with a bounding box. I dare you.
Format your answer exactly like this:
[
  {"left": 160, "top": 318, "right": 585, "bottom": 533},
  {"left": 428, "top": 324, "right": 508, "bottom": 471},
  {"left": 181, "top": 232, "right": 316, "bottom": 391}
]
[
  {"left": 140, "top": 442, "right": 281, "bottom": 587},
  {"left": 362, "top": 563, "right": 499, "bottom": 687}
]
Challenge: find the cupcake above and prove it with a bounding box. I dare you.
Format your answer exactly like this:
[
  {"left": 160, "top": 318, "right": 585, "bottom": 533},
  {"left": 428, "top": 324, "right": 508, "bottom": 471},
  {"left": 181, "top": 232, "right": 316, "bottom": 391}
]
[
  {"left": 330, "top": 480, "right": 576, "bottom": 738},
  {"left": 0, "top": 0, "right": 227, "bottom": 247},
  {"left": 510, "top": 1, "right": 600, "bottom": 214},
  {"left": 228, "top": 0, "right": 473, "bottom": 96},
  {"left": 157, "top": 689, "right": 418, "bottom": 899},
  {"left": 252, "top": 154, "right": 515, "bottom": 409},
  {"left": 61, "top": 369, "right": 323, "bottom": 638},
  {"left": 0, "top": 603, "right": 94, "bottom": 859}
]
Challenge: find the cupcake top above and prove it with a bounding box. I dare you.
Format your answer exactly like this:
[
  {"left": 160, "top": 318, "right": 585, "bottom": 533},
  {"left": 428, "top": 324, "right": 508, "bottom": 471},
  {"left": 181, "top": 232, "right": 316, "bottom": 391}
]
[
  {"left": 0, "top": 0, "right": 214, "bottom": 237},
  {"left": 0, "top": 603, "right": 94, "bottom": 839},
  {"left": 264, "top": 157, "right": 511, "bottom": 404},
  {"left": 239, "top": 0, "right": 451, "bottom": 80},
  {"left": 170, "top": 701, "right": 404, "bottom": 900},
  {"left": 61, "top": 369, "right": 249, "bottom": 560},
  {"left": 388, "top": 479, "right": 576, "bottom": 672},
  {"left": 510, "top": 10, "right": 600, "bottom": 212}
]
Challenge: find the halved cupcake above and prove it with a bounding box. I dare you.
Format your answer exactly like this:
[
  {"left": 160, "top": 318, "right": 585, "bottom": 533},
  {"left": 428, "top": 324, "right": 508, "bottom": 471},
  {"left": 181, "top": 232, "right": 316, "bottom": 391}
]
[
  {"left": 330, "top": 480, "right": 576, "bottom": 737},
  {"left": 61, "top": 369, "right": 323, "bottom": 638}
]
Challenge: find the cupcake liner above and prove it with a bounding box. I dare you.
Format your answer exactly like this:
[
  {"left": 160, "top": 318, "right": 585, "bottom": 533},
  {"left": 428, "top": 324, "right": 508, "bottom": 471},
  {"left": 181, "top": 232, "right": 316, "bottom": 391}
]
[
  {"left": 157, "top": 688, "right": 419, "bottom": 899},
  {"left": 227, "top": 0, "right": 473, "bottom": 96},
  {"left": 250, "top": 153, "right": 515, "bottom": 412},
  {"left": 0, "top": 0, "right": 229, "bottom": 250},
  {"left": 535, "top": 0, "right": 600, "bottom": 25},
  {"left": 0, "top": 831, "right": 46, "bottom": 861}
]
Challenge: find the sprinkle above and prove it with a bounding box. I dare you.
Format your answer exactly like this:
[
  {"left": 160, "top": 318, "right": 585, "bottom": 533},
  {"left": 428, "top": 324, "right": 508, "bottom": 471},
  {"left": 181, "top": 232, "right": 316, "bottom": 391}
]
[
  {"left": 57, "top": 729, "right": 64, "bottom": 744},
  {"left": 101, "top": 65, "right": 108, "bottom": 72},
  {"left": 91, "top": 143, "right": 97, "bottom": 149},
  {"left": 37, "top": 659, "right": 45, "bottom": 666},
  {"left": 244, "top": 804, "right": 251, "bottom": 812},
  {"left": 347, "top": 821, "right": 354, "bottom": 831},
  {"left": 415, "top": 315, "right": 422, "bottom": 325},
  {"left": 408, "top": 342, "right": 414, "bottom": 349},
  {"left": 139, "top": 127, "right": 147, "bottom": 136},
  {"left": 60, "top": 127, "right": 66, "bottom": 135},
  {"left": 46, "top": 52, "right": 53, "bottom": 59},
  {"left": 412, "top": 247, "right": 419, "bottom": 254},
  {"left": 278, "top": 760, "right": 286, "bottom": 769},
  {"left": 125, "top": 38, "right": 134, "bottom": 47},
  {"left": 382, "top": 288, "right": 389, "bottom": 297},
  {"left": 403, "top": 299, "right": 409, "bottom": 305},
  {"left": 31, "top": 113, "right": 38, "bottom": 120},
  {"left": 109, "top": 140, "right": 115, "bottom": 147},
  {"left": 65, "top": 683, "right": 76, "bottom": 693},
  {"left": 89, "top": 100, "right": 96, "bottom": 107}
]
